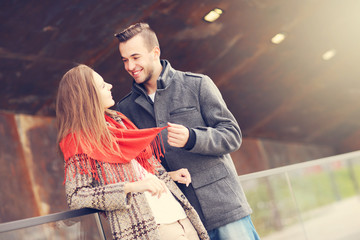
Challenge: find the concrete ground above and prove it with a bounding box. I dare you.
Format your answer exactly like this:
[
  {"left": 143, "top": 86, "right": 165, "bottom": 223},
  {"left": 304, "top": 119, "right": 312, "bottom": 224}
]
[{"left": 261, "top": 196, "right": 360, "bottom": 240}]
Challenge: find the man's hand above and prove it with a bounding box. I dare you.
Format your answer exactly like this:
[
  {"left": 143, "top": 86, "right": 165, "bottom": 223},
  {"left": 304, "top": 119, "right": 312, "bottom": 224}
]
[
  {"left": 167, "top": 122, "right": 189, "bottom": 148},
  {"left": 168, "top": 168, "right": 191, "bottom": 187}
]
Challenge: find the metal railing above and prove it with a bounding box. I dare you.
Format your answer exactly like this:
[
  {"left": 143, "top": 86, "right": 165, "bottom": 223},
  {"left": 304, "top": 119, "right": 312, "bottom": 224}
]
[
  {"left": 0, "top": 208, "right": 106, "bottom": 239},
  {"left": 238, "top": 150, "right": 360, "bottom": 240},
  {"left": 1, "top": 150, "right": 359, "bottom": 240}
]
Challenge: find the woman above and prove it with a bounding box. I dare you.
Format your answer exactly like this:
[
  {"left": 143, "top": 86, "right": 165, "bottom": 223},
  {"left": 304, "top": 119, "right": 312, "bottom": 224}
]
[{"left": 56, "top": 64, "right": 209, "bottom": 240}]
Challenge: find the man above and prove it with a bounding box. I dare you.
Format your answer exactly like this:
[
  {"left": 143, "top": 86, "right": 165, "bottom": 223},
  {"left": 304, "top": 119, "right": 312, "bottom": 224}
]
[{"left": 115, "top": 22, "right": 260, "bottom": 240}]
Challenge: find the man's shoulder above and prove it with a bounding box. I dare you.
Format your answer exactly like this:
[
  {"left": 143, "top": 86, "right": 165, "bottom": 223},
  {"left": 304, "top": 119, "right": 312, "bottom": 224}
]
[
  {"left": 118, "top": 91, "right": 133, "bottom": 103},
  {"left": 184, "top": 71, "right": 205, "bottom": 79},
  {"left": 174, "top": 70, "right": 208, "bottom": 84},
  {"left": 174, "top": 68, "right": 205, "bottom": 79},
  {"left": 116, "top": 91, "right": 134, "bottom": 110},
  {"left": 165, "top": 60, "right": 207, "bottom": 81}
]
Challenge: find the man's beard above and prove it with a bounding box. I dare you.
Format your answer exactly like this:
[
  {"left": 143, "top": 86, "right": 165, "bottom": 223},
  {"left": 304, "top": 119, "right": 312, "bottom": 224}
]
[{"left": 141, "top": 66, "right": 154, "bottom": 85}]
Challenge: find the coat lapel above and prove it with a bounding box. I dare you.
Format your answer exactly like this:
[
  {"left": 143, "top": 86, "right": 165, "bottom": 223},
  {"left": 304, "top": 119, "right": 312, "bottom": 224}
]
[{"left": 134, "top": 94, "right": 155, "bottom": 118}]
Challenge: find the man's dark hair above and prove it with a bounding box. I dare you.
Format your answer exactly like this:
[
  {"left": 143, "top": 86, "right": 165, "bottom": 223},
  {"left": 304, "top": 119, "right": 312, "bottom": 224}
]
[{"left": 114, "top": 22, "right": 159, "bottom": 51}]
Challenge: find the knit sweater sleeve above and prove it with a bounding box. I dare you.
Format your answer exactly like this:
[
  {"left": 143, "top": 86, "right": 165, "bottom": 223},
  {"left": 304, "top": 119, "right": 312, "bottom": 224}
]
[{"left": 64, "top": 155, "right": 132, "bottom": 212}]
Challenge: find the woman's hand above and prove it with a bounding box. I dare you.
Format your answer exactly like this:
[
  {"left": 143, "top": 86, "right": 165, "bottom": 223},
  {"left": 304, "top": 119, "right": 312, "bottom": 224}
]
[
  {"left": 125, "top": 175, "right": 167, "bottom": 198},
  {"left": 168, "top": 168, "right": 191, "bottom": 187}
]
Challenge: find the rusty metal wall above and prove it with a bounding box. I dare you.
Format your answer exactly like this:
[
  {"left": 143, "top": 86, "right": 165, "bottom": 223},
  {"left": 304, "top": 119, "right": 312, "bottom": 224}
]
[
  {"left": 0, "top": 111, "right": 66, "bottom": 223},
  {"left": 0, "top": 111, "right": 335, "bottom": 224}
]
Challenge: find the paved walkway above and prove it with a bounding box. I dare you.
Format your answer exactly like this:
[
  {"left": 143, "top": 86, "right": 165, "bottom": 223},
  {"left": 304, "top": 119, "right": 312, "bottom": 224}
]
[{"left": 262, "top": 196, "right": 360, "bottom": 240}]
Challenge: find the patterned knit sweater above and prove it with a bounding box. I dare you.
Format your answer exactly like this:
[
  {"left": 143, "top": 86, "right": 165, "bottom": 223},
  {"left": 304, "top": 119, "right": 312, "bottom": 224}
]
[{"left": 64, "top": 119, "right": 209, "bottom": 240}]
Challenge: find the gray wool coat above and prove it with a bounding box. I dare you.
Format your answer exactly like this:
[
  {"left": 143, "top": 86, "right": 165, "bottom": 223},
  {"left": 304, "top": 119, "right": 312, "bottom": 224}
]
[{"left": 117, "top": 59, "right": 252, "bottom": 231}]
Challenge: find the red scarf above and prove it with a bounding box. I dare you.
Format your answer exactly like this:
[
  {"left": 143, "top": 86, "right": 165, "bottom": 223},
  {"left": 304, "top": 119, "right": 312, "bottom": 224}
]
[{"left": 60, "top": 112, "right": 167, "bottom": 184}]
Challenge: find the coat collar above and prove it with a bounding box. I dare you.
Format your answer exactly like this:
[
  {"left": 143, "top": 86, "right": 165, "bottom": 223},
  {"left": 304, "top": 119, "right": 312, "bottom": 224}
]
[
  {"left": 157, "top": 59, "right": 176, "bottom": 90},
  {"left": 132, "top": 59, "right": 175, "bottom": 95}
]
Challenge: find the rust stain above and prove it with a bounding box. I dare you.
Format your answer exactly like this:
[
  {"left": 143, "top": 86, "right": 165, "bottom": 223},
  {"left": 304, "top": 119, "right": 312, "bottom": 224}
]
[
  {"left": 0, "top": 112, "right": 40, "bottom": 221},
  {"left": 15, "top": 114, "right": 52, "bottom": 216}
]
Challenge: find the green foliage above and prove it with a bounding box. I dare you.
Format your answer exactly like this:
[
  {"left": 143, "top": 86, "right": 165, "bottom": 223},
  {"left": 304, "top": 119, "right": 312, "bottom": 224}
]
[{"left": 242, "top": 163, "right": 360, "bottom": 237}]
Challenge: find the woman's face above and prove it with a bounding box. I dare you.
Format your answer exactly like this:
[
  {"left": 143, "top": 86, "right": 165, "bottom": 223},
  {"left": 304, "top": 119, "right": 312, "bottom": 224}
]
[{"left": 93, "top": 71, "right": 115, "bottom": 109}]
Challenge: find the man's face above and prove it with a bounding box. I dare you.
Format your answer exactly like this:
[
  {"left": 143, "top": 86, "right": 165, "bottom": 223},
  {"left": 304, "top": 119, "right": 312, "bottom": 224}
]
[{"left": 119, "top": 35, "right": 156, "bottom": 85}]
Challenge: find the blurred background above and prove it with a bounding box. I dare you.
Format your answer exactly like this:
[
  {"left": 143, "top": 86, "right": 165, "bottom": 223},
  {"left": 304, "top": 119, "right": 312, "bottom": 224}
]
[{"left": 1, "top": 0, "right": 360, "bottom": 239}]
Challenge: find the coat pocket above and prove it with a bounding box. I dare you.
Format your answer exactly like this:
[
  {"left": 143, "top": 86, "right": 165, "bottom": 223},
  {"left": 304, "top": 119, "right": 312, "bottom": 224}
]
[
  {"left": 191, "top": 163, "right": 242, "bottom": 223},
  {"left": 191, "top": 163, "right": 228, "bottom": 189},
  {"left": 170, "top": 106, "right": 197, "bottom": 116}
]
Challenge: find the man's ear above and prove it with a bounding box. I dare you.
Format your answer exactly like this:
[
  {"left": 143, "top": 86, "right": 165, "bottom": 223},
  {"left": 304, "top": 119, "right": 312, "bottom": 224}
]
[{"left": 153, "top": 46, "right": 161, "bottom": 59}]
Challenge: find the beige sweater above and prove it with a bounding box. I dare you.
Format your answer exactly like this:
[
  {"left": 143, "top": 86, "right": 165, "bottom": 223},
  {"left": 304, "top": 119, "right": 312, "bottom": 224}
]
[{"left": 65, "top": 148, "right": 209, "bottom": 240}]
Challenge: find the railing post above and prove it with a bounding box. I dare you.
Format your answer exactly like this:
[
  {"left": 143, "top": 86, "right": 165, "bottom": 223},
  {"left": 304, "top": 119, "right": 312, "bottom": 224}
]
[
  {"left": 285, "top": 172, "right": 308, "bottom": 240},
  {"left": 347, "top": 158, "right": 360, "bottom": 195},
  {"left": 94, "top": 212, "right": 107, "bottom": 240}
]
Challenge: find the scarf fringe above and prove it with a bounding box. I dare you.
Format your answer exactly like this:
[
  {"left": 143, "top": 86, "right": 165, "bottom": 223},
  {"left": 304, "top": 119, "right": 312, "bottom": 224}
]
[
  {"left": 64, "top": 154, "right": 136, "bottom": 185},
  {"left": 64, "top": 134, "right": 164, "bottom": 185}
]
